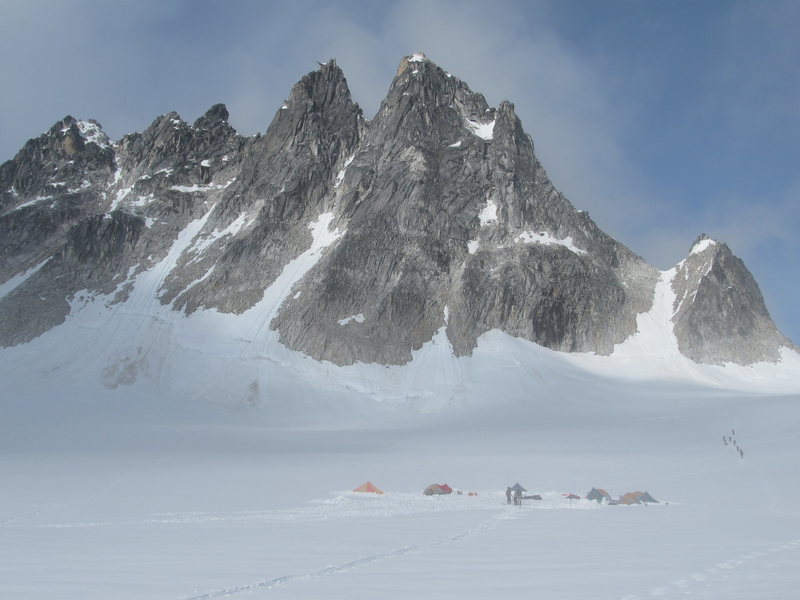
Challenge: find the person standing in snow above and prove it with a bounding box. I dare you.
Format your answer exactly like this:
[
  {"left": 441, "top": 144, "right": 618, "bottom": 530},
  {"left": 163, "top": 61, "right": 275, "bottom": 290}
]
[{"left": 506, "top": 486, "right": 512, "bottom": 504}]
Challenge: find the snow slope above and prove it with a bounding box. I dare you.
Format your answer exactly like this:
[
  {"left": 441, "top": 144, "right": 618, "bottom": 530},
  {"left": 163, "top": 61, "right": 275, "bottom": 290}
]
[
  {"left": 2, "top": 212, "right": 800, "bottom": 598},
  {"left": 2, "top": 386, "right": 800, "bottom": 599},
  {"left": 1, "top": 230, "right": 798, "bottom": 420}
]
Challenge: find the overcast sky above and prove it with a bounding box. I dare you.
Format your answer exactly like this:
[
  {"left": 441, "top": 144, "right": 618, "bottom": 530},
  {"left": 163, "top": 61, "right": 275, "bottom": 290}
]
[{"left": 2, "top": 0, "right": 798, "bottom": 343}]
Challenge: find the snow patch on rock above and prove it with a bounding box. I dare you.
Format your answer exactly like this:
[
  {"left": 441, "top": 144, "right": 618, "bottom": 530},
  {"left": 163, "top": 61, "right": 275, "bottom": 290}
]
[
  {"left": 690, "top": 238, "right": 717, "bottom": 255},
  {"left": 479, "top": 200, "right": 498, "bottom": 226},
  {"left": 170, "top": 179, "right": 234, "bottom": 194},
  {"left": 465, "top": 118, "right": 495, "bottom": 141},
  {"left": 77, "top": 121, "right": 110, "bottom": 149},
  {"left": 514, "top": 231, "right": 586, "bottom": 255},
  {"left": 334, "top": 154, "right": 355, "bottom": 188},
  {"left": 0, "top": 258, "right": 51, "bottom": 300},
  {"left": 12, "top": 195, "right": 53, "bottom": 211},
  {"left": 611, "top": 268, "right": 680, "bottom": 360},
  {"left": 187, "top": 213, "right": 249, "bottom": 262},
  {"left": 338, "top": 314, "right": 365, "bottom": 326}
]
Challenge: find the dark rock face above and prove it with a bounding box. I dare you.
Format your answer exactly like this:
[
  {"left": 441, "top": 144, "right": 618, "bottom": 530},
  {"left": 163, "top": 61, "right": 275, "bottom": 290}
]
[
  {"left": 0, "top": 117, "right": 115, "bottom": 278},
  {"left": 272, "top": 56, "right": 656, "bottom": 364},
  {"left": 0, "top": 105, "right": 247, "bottom": 344},
  {"left": 163, "top": 60, "right": 364, "bottom": 314},
  {"left": 672, "top": 235, "right": 794, "bottom": 364},
  {"left": 0, "top": 55, "right": 792, "bottom": 367}
]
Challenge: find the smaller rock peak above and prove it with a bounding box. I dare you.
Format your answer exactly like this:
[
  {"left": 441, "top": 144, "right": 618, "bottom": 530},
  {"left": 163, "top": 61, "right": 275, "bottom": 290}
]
[
  {"left": 311, "top": 59, "right": 346, "bottom": 82},
  {"left": 316, "top": 58, "right": 338, "bottom": 70},
  {"left": 49, "top": 116, "right": 77, "bottom": 137},
  {"left": 75, "top": 119, "right": 111, "bottom": 149},
  {"left": 203, "top": 103, "right": 228, "bottom": 123},
  {"left": 193, "top": 103, "right": 229, "bottom": 128},
  {"left": 297, "top": 59, "right": 347, "bottom": 94},
  {"left": 689, "top": 233, "right": 719, "bottom": 256},
  {"left": 498, "top": 100, "right": 516, "bottom": 114},
  {"left": 287, "top": 59, "right": 355, "bottom": 114},
  {"left": 157, "top": 111, "right": 184, "bottom": 125},
  {"left": 396, "top": 52, "right": 431, "bottom": 77}
]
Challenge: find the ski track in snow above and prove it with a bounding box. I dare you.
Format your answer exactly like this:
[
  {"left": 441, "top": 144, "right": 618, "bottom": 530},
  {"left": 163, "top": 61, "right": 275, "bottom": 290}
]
[
  {"left": 619, "top": 538, "right": 800, "bottom": 600},
  {"left": 31, "top": 490, "right": 576, "bottom": 530},
  {"left": 744, "top": 454, "right": 800, "bottom": 519},
  {"left": 0, "top": 455, "right": 176, "bottom": 527},
  {"left": 181, "top": 508, "right": 519, "bottom": 600},
  {"left": 0, "top": 474, "right": 130, "bottom": 527}
]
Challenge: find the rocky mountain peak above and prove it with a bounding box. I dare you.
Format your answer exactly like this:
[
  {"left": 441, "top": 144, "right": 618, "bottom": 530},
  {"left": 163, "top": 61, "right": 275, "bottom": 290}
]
[
  {"left": 283, "top": 59, "right": 356, "bottom": 117},
  {"left": 270, "top": 54, "right": 658, "bottom": 365},
  {"left": 261, "top": 59, "right": 362, "bottom": 159},
  {"left": 34, "top": 115, "right": 112, "bottom": 161},
  {"left": 383, "top": 53, "right": 493, "bottom": 126},
  {"left": 193, "top": 103, "right": 229, "bottom": 128},
  {"left": 671, "top": 234, "right": 793, "bottom": 365},
  {"left": 0, "top": 55, "right": 794, "bottom": 372},
  {"left": 688, "top": 233, "right": 718, "bottom": 255},
  {"left": 0, "top": 113, "right": 113, "bottom": 215},
  {"left": 396, "top": 52, "right": 428, "bottom": 74}
]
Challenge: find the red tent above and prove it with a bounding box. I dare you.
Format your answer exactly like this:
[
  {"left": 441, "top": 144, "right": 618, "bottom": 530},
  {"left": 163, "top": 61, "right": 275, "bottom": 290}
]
[
  {"left": 353, "top": 481, "right": 384, "bottom": 494},
  {"left": 423, "top": 483, "right": 453, "bottom": 495}
]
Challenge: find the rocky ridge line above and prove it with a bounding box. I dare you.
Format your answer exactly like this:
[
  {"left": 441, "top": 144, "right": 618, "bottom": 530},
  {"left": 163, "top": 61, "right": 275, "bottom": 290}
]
[{"left": 0, "top": 55, "right": 793, "bottom": 367}]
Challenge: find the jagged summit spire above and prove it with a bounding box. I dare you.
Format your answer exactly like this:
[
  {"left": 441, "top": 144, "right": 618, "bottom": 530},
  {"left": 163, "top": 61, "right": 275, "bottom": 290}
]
[
  {"left": 396, "top": 52, "right": 428, "bottom": 74},
  {"left": 285, "top": 58, "right": 356, "bottom": 114},
  {"left": 195, "top": 103, "right": 228, "bottom": 125},
  {"left": 687, "top": 233, "right": 721, "bottom": 257}
]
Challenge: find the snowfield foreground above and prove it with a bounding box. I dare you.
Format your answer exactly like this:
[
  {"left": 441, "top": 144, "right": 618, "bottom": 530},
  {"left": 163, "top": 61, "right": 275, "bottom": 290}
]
[{"left": 3, "top": 384, "right": 800, "bottom": 599}]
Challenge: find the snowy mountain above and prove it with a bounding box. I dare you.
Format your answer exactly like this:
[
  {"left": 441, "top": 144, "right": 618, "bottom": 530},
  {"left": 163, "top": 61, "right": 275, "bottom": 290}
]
[{"left": 1, "top": 54, "right": 798, "bottom": 406}]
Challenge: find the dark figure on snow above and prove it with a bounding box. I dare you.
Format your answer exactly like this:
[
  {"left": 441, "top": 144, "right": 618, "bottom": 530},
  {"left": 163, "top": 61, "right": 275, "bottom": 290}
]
[
  {"left": 513, "top": 489, "right": 522, "bottom": 506},
  {"left": 506, "top": 487, "right": 512, "bottom": 504}
]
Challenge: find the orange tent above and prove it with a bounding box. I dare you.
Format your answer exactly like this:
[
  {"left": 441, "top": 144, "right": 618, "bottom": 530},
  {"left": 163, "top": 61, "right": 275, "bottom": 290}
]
[
  {"left": 620, "top": 491, "right": 644, "bottom": 505},
  {"left": 353, "top": 481, "right": 384, "bottom": 494}
]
